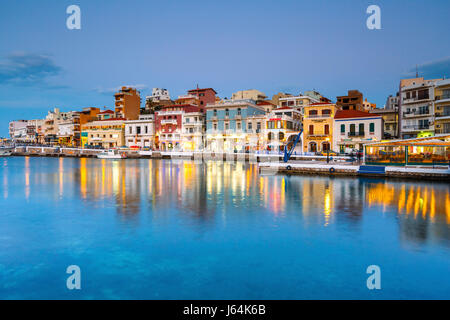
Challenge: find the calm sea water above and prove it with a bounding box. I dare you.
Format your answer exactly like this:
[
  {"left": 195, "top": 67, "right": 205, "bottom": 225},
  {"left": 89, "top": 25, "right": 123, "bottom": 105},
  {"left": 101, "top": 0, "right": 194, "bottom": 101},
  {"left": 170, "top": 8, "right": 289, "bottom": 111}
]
[{"left": 0, "top": 157, "right": 449, "bottom": 300}]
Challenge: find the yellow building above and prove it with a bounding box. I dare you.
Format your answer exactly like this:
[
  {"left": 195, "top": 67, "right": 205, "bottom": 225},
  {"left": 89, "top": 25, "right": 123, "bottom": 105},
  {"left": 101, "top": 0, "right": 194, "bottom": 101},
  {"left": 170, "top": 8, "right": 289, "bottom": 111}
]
[
  {"left": 435, "top": 79, "right": 450, "bottom": 135},
  {"left": 303, "top": 103, "right": 338, "bottom": 153},
  {"left": 81, "top": 119, "right": 125, "bottom": 149}
]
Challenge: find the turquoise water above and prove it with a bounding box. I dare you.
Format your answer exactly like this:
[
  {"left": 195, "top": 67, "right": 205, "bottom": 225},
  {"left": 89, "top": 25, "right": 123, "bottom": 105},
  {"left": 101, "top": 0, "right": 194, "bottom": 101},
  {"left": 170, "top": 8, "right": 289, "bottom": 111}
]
[{"left": 0, "top": 157, "right": 449, "bottom": 299}]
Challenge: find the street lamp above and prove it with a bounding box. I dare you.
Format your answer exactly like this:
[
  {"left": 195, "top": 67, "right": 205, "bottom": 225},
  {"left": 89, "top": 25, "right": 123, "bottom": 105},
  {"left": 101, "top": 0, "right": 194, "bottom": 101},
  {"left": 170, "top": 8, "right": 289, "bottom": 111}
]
[{"left": 325, "top": 137, "right": 330, "bottom": 163}]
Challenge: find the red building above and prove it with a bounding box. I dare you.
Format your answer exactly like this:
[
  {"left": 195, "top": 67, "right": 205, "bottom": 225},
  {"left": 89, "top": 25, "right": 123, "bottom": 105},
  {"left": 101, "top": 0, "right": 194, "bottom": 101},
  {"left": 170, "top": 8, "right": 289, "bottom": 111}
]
[
  {"left": 154, "top": 104, "right": 204, "bottom": 150},
  {"left": 187, "top": 87, "right": 217, "bottom": 110}
]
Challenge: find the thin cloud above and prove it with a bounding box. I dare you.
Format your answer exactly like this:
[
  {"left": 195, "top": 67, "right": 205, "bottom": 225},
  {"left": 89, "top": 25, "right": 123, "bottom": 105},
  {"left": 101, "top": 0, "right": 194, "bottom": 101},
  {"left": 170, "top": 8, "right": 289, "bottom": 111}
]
[
  {"left": 0, "top": 52, "right": 63, "bottom": 87},
  {"left": 404, "top": 57, "right": 450, "bottom": 78}
]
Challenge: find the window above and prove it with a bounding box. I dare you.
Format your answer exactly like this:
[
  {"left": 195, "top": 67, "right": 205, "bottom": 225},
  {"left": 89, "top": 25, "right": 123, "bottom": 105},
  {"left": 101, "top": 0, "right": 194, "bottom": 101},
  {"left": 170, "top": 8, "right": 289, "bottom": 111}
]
[
  {"left": 340, "top": 124, "right": 345, "bottom": 134},
  {"left": 369, "top": 123, "right": 375, "bottom": 133},
  {"left": 237, "top": 108, "right": 242, "bottom": 116},
  {"left": 225, "top": 109, "right": 229, "bottom": 116},
  {"left": 213, "top": 109, "right": 217, "bottom": 116},
  {"left": 309, "top": 125, "right": 314, "bottom": 134},
  {"left": 237, "top": 122, "right": 241, "bottom": 130},
  {"left": 137, "top": 126, "right": 141, "bottom": 135},
  {"left": 213, "top": 123, "right": 217, "bottom": 130},
  {"left": 225, "top": 123, "right": 229, "bottom": 130},
  {"left": 248, "top": 122, "right": 252, "bottom": 130},
  {"left": 359, "top": 123, "right": 364, "bottom": 134},
  {"left": 324, "top": 124, "right": 329, "bottom": 135}
]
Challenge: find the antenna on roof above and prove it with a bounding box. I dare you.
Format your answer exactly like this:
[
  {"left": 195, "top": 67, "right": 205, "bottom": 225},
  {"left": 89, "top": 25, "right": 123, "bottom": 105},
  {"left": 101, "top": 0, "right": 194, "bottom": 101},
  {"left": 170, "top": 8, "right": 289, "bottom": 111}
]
[{"left": 416, "top": 65, "right": 419, "bottom": 78}]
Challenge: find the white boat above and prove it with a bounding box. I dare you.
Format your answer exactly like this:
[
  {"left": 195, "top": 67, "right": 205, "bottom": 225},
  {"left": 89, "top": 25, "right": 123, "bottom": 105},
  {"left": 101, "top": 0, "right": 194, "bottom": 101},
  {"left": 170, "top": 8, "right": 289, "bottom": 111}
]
[
  {"left": 0, "top": 147, "right": 13, "bottom": 157},
  {"left": 97, "top": 149, "right": 127, "bottom": 159}
]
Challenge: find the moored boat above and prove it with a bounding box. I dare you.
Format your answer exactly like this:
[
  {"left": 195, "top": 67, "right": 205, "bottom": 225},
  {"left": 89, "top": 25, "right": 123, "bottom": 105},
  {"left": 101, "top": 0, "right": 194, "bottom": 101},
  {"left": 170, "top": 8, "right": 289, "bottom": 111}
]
[
  {"left": 97, "top": 149, "right": 127, "bottom": 159},
  {"left": 0, "top": 147, "right": 13, "bottom": 157}
]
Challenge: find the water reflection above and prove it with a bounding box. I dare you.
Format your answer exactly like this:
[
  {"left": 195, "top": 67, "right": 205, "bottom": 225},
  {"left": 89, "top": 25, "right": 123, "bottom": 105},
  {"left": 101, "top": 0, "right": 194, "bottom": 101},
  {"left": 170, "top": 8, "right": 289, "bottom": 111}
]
[{"left": 2, "top": 158, "right": 449, "bottom": 246}]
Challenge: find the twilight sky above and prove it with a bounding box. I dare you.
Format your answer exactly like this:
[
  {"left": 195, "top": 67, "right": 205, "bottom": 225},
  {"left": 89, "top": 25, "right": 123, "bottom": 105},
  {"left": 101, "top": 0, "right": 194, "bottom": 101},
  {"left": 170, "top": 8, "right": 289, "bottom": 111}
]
[{"left": 1, "top": 0, "right": 449, "bottom": 137}]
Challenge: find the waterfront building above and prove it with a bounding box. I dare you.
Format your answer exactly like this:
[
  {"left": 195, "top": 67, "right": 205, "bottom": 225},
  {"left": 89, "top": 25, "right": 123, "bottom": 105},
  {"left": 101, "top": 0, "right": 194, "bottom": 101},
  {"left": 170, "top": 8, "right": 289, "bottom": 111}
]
[
  {"left": 9, "top": 120, "right": 29, "bottom": 141},
  {"left": 333, "top": 110, "right": 383, "bottom": 153},
  {"left": 206, "top": 99, "right": 266, "bottom": 152},
  {"left": 187, "top": 87, "right": 217, "bottom": 109},
  {"left": 154, "top": 104, "right": 204, "bottom": 151},
  {"left": 434, "top": 79, "right": 450, "bottom": 135},
  {"left": 114, "top": 87, "right": 141, "bottom": 120},
  {"left": 370, "top": 107, "right": 399, "bottom": 139},
  {"left": 81, "top": 118, "right": 126, "bottom": 148},
  {"left": 336, "top": 90, "right": 365, "bottom": 111},
  {"left": 365, "top": 134, "right": 450, "bottom": 166},
  {"left": 245, "top": 113, "right": 267, "bottom": 152},
  {"left": 302, "top": 103, "right": 339, "bottom": 153},
  {"left": 57, "top": 116, "right": 80, "bottom": 147},
  {"left": 124, "top": 115, "right": 155, "bottom": 149},
  {"left": 265, "top": 107, "right": 302, "bottom": 152},
  {"left": 398, "top": 77, "right": 441, "bottom": 139},
  {"left": 181, "top": 109, "right": 205, "bottom": 151},
  {"left": 232, "top": 89, "right": 267, "bottom": 102}
]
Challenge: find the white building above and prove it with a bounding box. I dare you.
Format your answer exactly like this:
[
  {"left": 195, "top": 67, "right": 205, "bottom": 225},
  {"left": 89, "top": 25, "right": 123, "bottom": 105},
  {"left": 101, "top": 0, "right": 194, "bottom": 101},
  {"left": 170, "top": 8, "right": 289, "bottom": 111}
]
[
  {"left": 9, "top": 120, "right": 28, "bottom": 140},
  {"left": 182, "top": 111, "right": 205, "bottom": 151},
  {"left": 265, "top": 107, "right": 302, "bottom": 152},
  {"left": 124, "top": 114, "right": 155, "bottom": 149},
  {"left": 333, "top": 110, "right": 383, "bottom": 153},
  {"left": 399, "top": 78, "right": 440, "bottom": 139},
  {"left": 147, "top": 88, "right": 171, "bottom": 103}
]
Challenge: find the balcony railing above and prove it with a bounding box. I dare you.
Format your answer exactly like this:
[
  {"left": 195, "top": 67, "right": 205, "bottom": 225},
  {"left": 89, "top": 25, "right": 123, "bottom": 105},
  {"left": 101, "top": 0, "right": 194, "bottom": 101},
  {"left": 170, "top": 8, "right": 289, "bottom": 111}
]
[
  {"left": 403, "top": 110, "right": 430, "bottom": 117},
  {"left": 402, "top": 125, "right": 430, "bottom": 131},
  {"left": 306, "top": 114, "right": 331, "bottom": 119}
]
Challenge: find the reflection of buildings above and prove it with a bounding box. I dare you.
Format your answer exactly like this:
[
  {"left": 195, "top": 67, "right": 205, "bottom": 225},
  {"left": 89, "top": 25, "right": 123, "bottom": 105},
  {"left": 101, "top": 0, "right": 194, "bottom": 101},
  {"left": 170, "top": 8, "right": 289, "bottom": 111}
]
[{"left": 365, "top": 182, "right": 450, "bottom": 245}]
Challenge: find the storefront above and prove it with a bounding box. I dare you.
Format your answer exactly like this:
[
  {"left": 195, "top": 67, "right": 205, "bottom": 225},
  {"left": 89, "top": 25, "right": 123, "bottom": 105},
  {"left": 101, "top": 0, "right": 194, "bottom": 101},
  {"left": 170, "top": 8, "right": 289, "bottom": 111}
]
[{"left": 365, "top": 135, "right": 450, "bottom": 166}]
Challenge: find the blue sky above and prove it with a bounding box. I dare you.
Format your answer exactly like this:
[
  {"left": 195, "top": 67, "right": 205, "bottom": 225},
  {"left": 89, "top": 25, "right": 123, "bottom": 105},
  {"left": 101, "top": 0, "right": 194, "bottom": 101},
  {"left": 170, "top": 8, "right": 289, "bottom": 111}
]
[{"left": 1, "top": 0, "right": 449, "bottom": 137}]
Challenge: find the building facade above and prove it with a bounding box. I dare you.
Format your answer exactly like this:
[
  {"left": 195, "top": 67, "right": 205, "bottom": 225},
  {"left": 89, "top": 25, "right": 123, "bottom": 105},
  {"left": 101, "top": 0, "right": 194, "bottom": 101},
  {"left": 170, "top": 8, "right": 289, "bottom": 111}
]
[
  {"left": 154, "top": 104, "right": 204, "bottom": 151},
  {"left": 81, "top": 119, "right": 125, "bottom": 148},
  {"left": 187, "top": 87, "right": 217, "bottom": 110},
  {"left": 231, "top": 89, "right": 267, "bottom": 102},
  {"left": 333, "top": 110, "right": 383, "bottom": 153},
  {"left": 434, "top": 79, "right": 450, "bottom": 135},
  {"left": 399, "top": 78, "right": 438, "bottom": 139},
  {"left": 336, "top": 90, "right": 364, "bottom": 111},
  {"left": 266, "top": 107, "right": 302, "bottom": 152},
  {"left": 124, "top": 115, "right": 155, "bottom": 149},
  {"left": 114, "top": 87, "right": 141, "bottom": 120},
  {"left": 303, "top": 103, "right": 338, "bottom": 153},
  {"left": 206, "top": 99, "right": 266, "bottom": 152}
]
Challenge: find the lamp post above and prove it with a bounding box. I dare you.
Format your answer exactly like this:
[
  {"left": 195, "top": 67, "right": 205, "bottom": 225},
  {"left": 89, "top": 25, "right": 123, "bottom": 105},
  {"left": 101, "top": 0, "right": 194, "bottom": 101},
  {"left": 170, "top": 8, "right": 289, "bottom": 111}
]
[{"left": 326, "top": 137, "right": 330, "bottom": 163}]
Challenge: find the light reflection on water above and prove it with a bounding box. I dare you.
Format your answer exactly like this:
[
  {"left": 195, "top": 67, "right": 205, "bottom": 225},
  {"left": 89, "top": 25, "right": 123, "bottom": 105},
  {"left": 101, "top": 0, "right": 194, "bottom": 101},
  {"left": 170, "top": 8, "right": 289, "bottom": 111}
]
[{"left": 0, "top": 157, "right": 449, "bottom": 299}]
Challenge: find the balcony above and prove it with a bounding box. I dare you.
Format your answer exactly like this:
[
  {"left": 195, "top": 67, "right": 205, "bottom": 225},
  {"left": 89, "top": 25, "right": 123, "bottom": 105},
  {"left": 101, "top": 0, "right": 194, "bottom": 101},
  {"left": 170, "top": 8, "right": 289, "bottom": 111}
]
[
  {"left": 403, "top": 110, "right": 431, "bottom": 118},
  {"left": 348, "top": 131, "right": 365, "bottom": 137},
  {"left": 306, "top": 114, "right": 331, "bottom": 119},
  {"left": 402, "top": 125, "right": 431, "bottom": 131},
  {"left": 161, "top": 119, "right": 177, "bottom": 125}
]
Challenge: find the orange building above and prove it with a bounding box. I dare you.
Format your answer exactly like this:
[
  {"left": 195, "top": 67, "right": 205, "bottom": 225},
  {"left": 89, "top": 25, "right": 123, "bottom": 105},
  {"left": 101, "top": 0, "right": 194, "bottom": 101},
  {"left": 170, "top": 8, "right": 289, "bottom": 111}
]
[{"left": 114, "top": 87, "right": 141, "bottom": 120}]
